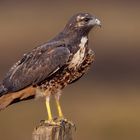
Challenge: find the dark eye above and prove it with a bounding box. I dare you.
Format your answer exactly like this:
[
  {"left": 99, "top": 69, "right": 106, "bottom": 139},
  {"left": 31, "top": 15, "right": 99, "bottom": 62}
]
[{"left": 84, "top": 18, "right": 90, "bottom": 22}]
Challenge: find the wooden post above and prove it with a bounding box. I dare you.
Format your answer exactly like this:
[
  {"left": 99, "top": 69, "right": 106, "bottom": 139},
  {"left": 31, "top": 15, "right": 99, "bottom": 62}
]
[{"left": 32, "top": 118, "right": 75, "bottom": 140}]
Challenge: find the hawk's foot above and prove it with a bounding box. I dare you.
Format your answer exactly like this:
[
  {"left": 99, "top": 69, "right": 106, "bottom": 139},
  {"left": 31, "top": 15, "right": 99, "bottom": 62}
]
[
  {"left": 44, "top": 119, "right": 60, "bottom": 126},
  {"left": 54, "top": 117, "right": 76, "bottom": 130},
  {"left": 41, "top": 118, "right": 76, "bottom": 130}
]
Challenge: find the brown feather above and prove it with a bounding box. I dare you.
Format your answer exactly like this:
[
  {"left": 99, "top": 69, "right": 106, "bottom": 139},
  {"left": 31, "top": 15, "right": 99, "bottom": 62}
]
[
  {"left": 0, "top": 86, "right": 36, "bottom": 110},
  {"left": 3, "top": 46, "right": 70, "bottom": 93}
]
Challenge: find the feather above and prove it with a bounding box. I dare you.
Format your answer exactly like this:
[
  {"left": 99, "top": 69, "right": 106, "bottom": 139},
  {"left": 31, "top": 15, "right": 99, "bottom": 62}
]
[
  {"left": 0, "top": 86, "right": 35, "bottom": 110},
  {"left": 2, "top": 44, "right": 70, "bottom": 93}
]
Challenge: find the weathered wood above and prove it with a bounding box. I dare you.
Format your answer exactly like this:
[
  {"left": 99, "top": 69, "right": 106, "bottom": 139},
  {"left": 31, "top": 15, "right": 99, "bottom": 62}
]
[{"left": 32, "top": 119, "right": 75, "bottom": 140}]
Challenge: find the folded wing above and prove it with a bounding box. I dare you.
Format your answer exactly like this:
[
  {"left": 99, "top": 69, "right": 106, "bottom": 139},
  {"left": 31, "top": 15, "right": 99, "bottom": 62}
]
[{"left": 2, "top": 45, "right": 70, "bottom": 93}]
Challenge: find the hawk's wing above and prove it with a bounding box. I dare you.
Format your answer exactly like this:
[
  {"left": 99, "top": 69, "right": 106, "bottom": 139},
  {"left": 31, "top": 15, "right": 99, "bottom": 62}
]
[{"left": 3, "top": 44, "right": 70, "bottom": 92}]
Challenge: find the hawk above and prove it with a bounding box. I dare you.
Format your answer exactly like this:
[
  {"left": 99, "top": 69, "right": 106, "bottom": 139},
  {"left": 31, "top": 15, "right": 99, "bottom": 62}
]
[{"left": 0, "top": 13, "right": 101, "bottom": 121}]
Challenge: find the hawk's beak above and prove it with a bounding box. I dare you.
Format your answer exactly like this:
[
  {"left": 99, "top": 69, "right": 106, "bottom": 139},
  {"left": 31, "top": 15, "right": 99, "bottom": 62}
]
[
  {"left": 88, "top": 18, "right": 101, "bottom": 27},
  {"left": 95, "top": 18, "right": 101, "bottom": 27}
]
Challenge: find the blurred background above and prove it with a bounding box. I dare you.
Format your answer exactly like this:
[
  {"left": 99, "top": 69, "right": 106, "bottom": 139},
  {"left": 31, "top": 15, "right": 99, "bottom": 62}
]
[{"left": 0, "top": 0, "right": 140, "bottom": 140}]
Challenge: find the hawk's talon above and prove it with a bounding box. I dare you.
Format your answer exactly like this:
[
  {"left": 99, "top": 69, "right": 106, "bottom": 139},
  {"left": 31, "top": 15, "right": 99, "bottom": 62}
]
[
  {"left": 43, "top": 118, "right": 75, "bottom": 130},
  {"left": 57, "top": 118, "right": 76, "bottom": 130}
]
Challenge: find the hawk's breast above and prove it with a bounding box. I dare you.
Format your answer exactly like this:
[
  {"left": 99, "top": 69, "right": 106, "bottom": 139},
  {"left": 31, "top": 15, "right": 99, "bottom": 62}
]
[{"left": 69, "top": 36, "right": 88, "bottom": 69}]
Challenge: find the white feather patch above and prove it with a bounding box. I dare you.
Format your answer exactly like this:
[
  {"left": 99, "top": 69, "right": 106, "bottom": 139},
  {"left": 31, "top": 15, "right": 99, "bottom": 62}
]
[{"left": 69, "top": 36, "right": 88, "bottom": 68}]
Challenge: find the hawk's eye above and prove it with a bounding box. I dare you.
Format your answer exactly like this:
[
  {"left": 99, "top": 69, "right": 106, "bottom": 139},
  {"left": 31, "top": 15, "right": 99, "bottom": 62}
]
[{"left": 84, "top": 18, "right": 90, "bottom": 22}]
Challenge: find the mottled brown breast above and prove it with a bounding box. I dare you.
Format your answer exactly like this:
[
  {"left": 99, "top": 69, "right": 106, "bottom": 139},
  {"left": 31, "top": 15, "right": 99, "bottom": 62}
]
[{"left": 37, "top": 49, "right": 95, "bottom": 97}]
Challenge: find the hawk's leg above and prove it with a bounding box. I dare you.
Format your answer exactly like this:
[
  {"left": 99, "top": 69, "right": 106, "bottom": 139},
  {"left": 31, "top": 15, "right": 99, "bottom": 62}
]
[
  {"left": 55, "top": 93, "right": 63, "bottom": 118},
  {"left": 45, "top": 96, "right": 53, "bottom": 121}
]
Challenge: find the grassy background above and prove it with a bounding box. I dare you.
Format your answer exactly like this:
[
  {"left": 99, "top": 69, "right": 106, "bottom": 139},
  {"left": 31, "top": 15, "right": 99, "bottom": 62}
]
[{"left": 0, "top": 0, "right": 140, "bottom": 140}]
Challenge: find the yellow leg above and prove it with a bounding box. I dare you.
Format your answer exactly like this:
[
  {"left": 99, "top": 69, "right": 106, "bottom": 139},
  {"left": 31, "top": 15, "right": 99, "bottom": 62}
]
[
  {"left": 55, "top": 96, "right": 63, "bottom": 118},
  {"left": 45, "top": 97, "right": 53, "bottom": 121}
]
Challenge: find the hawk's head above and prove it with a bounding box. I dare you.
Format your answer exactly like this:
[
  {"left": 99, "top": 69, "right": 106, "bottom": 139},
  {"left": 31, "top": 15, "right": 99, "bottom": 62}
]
[{"left": 64, "top": 13, "right": 101, "bottom": 35}]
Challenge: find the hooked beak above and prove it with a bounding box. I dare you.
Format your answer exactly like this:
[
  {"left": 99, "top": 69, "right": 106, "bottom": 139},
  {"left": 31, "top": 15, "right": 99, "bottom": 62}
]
[
  {"left": 88, "top": 17, "right": 101, "bottom": 27},
  {"left": 95, "top": 18, "right": 101, "bottom": 27}
]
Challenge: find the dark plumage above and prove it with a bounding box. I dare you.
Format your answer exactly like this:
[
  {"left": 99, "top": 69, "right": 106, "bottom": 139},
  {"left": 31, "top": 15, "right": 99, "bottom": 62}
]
[{"left": 0, "top": 13, "right": 101, "bottom": 115}]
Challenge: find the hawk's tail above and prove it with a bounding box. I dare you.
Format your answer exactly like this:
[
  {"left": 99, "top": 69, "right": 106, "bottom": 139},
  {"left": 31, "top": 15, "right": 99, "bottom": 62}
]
[
  {"left": 0, "top": 86, "right": 36, "bottom": 111},
  {"left": 0, "top": 83, "right": 11, "bottom": 110}
]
